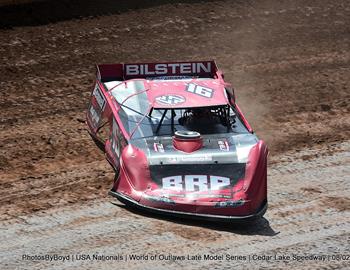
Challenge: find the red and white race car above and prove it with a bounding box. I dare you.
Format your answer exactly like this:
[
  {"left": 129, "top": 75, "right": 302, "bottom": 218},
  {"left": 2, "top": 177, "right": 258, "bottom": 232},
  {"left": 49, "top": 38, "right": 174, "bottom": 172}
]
[{"left": 86, "top": 60, "right": 268, "bottom": 222}]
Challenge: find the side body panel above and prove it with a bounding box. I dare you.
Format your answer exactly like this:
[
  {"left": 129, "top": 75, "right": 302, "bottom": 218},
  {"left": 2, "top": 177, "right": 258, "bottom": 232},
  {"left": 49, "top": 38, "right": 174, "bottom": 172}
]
[{"left": 86, "top": 79, "right": 128, "bottom": 173}]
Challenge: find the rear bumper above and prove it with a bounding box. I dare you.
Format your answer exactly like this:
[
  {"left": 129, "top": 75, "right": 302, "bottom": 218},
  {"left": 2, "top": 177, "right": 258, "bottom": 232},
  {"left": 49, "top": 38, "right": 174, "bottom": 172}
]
[{"left": 109, "top": 190, "right": 267, "bottom": 223}]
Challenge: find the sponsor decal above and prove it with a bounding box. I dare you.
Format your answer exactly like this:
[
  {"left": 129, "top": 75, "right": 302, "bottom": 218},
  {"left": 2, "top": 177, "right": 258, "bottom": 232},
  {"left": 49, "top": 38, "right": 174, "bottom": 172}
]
[
  {"left": 155, "top": 95, "right": 185, "bottom": 105},
  {"left": 154, "top": 143, "right": 165, "bottom": 153},
  {"left": 145, "top": 193, "right": 231, "bottom": 200},
  {"left": 147, "top": 76, "right": 193, "bottom": 80},
  {"left": 125, "top": 62, "right": 212, "bottom": 77},
  {"left": 186, "top": 83, "right": 214, "bottom": 98},
  {"left": 162, "top": 175, "right": 230, "bottom": 191},
  {"left": 89, "top": 105, "right": 100, "bottom": 128},
  {"left": 110, "top": 118, "right": 120, "bottom": 158},
  {"left": 218, "top": 140, "right": 230, "bottom": 151},
  {"left": 93, "top": 85, "right": 106, "bottom": 110},
  {"left": 143, "top": 195, "right": 175, "bottom": 204},
  {"left": 166, "top": 155, "right": 212, "bottom": 163},
  {"left": 194, "top": 194, "right": 231, "bottom": 198},
  {"left": 215, "top": 199, "right": 245, "bottom": 208}
]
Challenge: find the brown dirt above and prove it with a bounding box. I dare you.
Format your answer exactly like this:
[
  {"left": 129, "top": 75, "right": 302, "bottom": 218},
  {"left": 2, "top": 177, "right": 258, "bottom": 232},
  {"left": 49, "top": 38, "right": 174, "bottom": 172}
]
[{"left": 0, "top": 0, "right": 349, "bottom": 269}]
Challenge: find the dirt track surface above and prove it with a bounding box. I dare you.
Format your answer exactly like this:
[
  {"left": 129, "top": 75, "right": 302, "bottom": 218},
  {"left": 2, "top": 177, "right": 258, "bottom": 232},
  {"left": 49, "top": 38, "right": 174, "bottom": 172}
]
[{"left": 0, "top": 0, "right": 349, "bottom": 269}]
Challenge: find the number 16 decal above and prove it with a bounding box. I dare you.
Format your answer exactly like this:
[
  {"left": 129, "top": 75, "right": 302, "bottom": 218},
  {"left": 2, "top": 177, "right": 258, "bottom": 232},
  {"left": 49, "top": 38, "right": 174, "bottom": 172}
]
[{"left": 186, "top": 83, "right": 214, "bottom": 98}]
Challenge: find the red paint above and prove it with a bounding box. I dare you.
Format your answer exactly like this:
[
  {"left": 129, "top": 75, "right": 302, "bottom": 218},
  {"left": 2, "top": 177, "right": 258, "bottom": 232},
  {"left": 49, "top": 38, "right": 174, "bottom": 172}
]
[
  {"left": 96, "top": 64, "right": 124, "bottom": 82},
  {"left": 173, "top": 136, "right": 203, "bottom": 153},
  {"left": 87, "top": 61, "right": 268, "bottom": 219}
]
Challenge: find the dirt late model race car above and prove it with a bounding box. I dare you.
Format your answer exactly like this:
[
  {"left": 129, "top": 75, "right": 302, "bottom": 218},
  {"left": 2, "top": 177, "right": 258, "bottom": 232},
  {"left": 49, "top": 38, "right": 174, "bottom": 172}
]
[{"left": 86, "top": 60, "right": 268, "bottom": 222}]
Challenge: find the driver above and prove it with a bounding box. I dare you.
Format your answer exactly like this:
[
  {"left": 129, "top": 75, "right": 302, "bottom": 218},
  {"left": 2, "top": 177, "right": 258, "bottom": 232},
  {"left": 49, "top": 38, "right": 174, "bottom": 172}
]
[
  {"left": 178, "top": 108, "right": 219, "bottom": 132},
  {"left": 191, "top": 108, "right": 212, "bottom": 119}
]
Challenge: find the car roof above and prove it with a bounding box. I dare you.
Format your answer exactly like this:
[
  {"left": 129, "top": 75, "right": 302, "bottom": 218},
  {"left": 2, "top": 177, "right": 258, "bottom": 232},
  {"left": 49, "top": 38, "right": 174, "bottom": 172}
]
[
  {"left": 105, "top": 77, "right": 229, "bottom": 110},
  {"left": 147, "top": 78, "right": 228, "bottom": 109}
]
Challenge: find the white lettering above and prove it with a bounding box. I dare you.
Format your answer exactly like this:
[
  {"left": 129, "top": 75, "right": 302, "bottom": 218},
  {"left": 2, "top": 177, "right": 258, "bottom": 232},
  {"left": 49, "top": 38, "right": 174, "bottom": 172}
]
[
  {"left": 155, "top": 95, "right": 185, "bottom": 105},
  {"left": 161, "top": 175, "right": 231, "bottom": 191},
  {"left": 210, "top": 176, "right": 230, "bottom": 190},
  {"left": 162, "top": 176, "right": 183, "bottom": 190},
  {"left": 186, "top": 83, "right": 214, "bottom": 98},
  {"left": 186, "top": 83, "right": 196, "bottom": 93},
  {"left": 197, "top": 62, "right": 211, "bottom": 73},
  {"left": 192, "top": 62, "right": 196, "bottom": 73},
  {"left": 89, "top": 106, "right": 100, "bottom": 126},
  {"left": 197, "top": 85, "right": 213, "bottom": 98},
  {"left": 180, "top": 63, "right": 191, "bottom": 74},
  {"left": 185, "top": 175, "right": 208, "bottom": 191},
  {"left": 140, "top": 64, "right": 144, "bottom": 75},
  {"left": 125, "top": 65, "right": 139, "bottom": 75},
  {"left": 168, "top": 63, "right": 180, "bottom": 74},
  {"left": 125, "top": 62, "right": 212, "bottom": 76},
  {"left": 155, "top": 64, "right": 167, "bottom": 75},
  {"left": 93, "top": 86, "right": 106, "bottom": 109}
]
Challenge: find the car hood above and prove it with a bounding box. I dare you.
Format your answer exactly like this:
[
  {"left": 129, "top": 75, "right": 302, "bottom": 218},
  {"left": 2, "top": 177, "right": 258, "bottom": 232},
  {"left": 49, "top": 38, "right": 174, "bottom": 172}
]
[
  {"left": 132, "top": 133, "right": 259, "bottom": 165},
  {"left": 124, "top": 133, "right": 259, "bottom": 206}
]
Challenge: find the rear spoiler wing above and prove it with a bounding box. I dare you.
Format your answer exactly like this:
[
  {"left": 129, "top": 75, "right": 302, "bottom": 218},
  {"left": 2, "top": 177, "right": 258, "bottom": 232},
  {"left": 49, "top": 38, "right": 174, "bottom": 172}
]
[{"left": 96, "top": 60, "right": 219, "bottom": 82}]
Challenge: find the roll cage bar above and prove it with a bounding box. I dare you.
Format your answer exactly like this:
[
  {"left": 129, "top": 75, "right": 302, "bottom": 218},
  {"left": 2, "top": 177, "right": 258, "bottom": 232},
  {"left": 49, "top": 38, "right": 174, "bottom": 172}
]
[
  {"left": 107, "top": 79, "right": 247, "bottom": 138},
  {"left": 150, "top": 105, "right": 233, "bottom": 136}
]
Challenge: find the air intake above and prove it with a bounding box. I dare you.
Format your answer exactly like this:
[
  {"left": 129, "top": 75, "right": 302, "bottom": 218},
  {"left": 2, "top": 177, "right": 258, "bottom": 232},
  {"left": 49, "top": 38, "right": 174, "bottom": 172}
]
[{"left": 173, "top": 131, "right": 203, "bottom": 153}]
